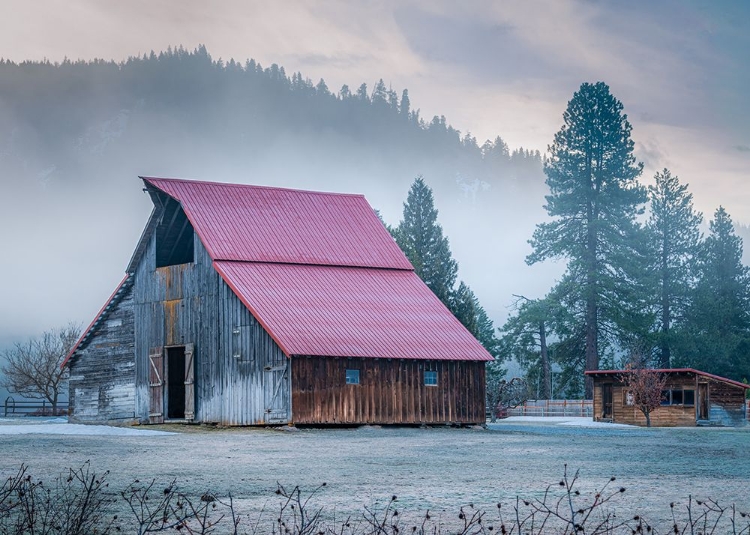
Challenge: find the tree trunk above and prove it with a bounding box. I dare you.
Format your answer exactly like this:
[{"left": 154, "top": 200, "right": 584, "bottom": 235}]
[
  {"left": 540, "top": 321, "right": 551, "bottom": 399},
  {"left": 659, "top": 241, "right": 671, "bottom": 368},
  {"left": 644, "top": 410, "right": 651, "bottom": 428},
  {"left": 584, "top": 176, "right": 599, "bottom": 400}
]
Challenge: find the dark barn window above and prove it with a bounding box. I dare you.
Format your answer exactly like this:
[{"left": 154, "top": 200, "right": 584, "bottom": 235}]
[
  {"left": 424, "top": 370, "right": 438, "bottom": 386},
  {"left": 156, "top": 199, "right": 194, "bottom": 267},
  {"left": 345, "top": 369, "right": 360, "bottom": 384}
]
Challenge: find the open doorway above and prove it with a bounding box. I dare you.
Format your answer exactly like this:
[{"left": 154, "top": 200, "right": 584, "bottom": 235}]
[{"left": 166, "top": 346, "right": 186, "bottom": 419}]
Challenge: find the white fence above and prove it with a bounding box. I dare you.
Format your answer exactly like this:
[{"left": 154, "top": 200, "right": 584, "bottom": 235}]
[{"left": 503, "top": 399, "right": 593, "bottom": 418}]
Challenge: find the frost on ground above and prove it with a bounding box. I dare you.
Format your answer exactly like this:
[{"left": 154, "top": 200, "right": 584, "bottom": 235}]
[
  {"left": 0, "top": 418, "right": 748, "bottom": 530},
  {"left": 0, "top": 416, "right": 174, "bottom": 436},
  {"left": 492, "top": 416, "right": 634, "bottom": 428}
]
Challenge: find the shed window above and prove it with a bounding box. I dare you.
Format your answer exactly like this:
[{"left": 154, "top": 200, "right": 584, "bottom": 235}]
[
  {"left": 424, "top": 370, "right": 438, "bottom": 386},
  {"left": 345, "top": 369, "right": 360, "bottom": 385},
  {"left": 660, "top": 388, "right": 694, "bottom": 406}
]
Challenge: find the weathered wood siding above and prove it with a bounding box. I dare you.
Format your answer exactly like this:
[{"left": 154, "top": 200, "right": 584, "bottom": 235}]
[
  {"left": 704, "top": 377, "right": 747, "bottom": 426},
  {"left": 68, "top": 284, "right": 136, "bottom": 423},
  {"left": 291, "top": 357, "right": 485, "bottom": 424},
  {"left": 592, "top": 374, "right": 747, "bottom": 427},
  {"left": 133, "top": 230, "right": 290, "bottom": 425}
]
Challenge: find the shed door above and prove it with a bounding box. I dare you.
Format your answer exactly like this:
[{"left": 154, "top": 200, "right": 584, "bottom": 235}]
[
  {"left": 697, "top": 383, "right": 709, "bottom": 420},
  {"left": 264, "top": 358, "right": 289, "bottom": 423},
  {"left": 148, "top": 347, "right": 164, "bottom": 424},
  {"left": 184, "top": 344, "right": 195, "bottom": 421},
  {"left": 602, "top": 384, "right": 613, "bottom": 419}
]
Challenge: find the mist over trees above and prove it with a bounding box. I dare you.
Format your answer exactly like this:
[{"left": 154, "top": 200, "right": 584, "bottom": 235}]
[
  {"left": 502, "top": 82, "right": 750, "bottom": 398},
  {"left": 0, "top": 45, "right": 551, "bottom": 347},
  {"left": 0, "top": 45, "right": 544, "bottom": 199},
  {"left": 2, "top": 48, "right": 749, "bottom": 399}
]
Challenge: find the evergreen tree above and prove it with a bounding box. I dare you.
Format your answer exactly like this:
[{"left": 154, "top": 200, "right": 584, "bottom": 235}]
[
  {"left": 676, "top": 207, "right": 750, "bottom": 379},
  {"left": 499, "top": 296, "right": 555, "bottom": 399},
  {"left": 393, "top": 177, "right": 501, "bottom": 359},
  {"left": 645, "top": 169, "right": 703, "bottom": 367},
  {"left": 527, "top": 81, "right": 647, "bottom": 398},
  {"left": 451, "top": 282, "right": 478, "bottom": 336},
  {"left": 394, "top": 177, "right": 458, "bottom": 306},
  {"left": 400, "top": 89, "right": 410, "bottom": 117},
  {"left": 473, "top": 295, "right": 501, "bottom": 359},
  {"left": 371, "top": 79, "right": 388, "bottom": 105},
  {"left": 356, "top": 83, "right": 368, "bottom": 100}
]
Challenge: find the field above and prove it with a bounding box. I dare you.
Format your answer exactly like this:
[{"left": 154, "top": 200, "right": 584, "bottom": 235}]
[{"left": 1, "top": 417, "right": 749, "bottom": 531}]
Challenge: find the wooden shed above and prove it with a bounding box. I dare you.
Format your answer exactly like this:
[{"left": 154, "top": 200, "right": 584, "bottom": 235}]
[
  {"left": 586, "top": 369, "right": 750, "bottom": 427},
  {"left": 62, "top": 177, "right": 492, "bottom": 426}
]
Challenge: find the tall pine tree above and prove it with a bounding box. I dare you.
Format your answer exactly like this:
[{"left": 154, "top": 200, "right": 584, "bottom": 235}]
[
  {"left": 645, "top": 169, "right": 702, "bottom": 367},
  {"left": 392, "top": 177, "right": 501, "bottom": 361},
  {"left": 394, "top": 176, "right": 458, "bottom": 307},
  {"left": 527, "top": 82, "right": 647, "bottom": 398},
  {"left": 676, "top": 207, "right": 750, "bottom": 380}
]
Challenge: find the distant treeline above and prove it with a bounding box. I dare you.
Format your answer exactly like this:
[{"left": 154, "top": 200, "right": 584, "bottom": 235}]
[{"left": 0, "top": 45, "right": 543, "bottom": 199}]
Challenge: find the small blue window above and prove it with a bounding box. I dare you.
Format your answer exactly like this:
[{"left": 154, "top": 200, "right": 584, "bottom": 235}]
[
  {"left": 346, "top": 369, "right": 360, "bottom": 385},
  {"left": 424, "top": 370, "right": 438, "bottom": 386}
]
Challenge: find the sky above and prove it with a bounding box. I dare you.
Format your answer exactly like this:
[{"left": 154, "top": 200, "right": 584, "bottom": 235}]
[{"left": 0, "top": 0, "right": 748, "bottom": 349}]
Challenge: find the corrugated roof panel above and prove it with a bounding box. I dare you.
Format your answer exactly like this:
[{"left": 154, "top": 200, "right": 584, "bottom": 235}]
[
  {"left": 215, "top": 261, "right": 493, "bottom": 361},
  {"left": 142, "top": 177, "right": 413, "bottom": 270}
]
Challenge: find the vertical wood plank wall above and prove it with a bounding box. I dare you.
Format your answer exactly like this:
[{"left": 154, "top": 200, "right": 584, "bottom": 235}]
[
  {"left": 291, "top": 357, "right": 486, "bottom": 424},
  {"left": 133, "top": 231, "right": 290, "bottom": 425},
  {"left": 68, "top": 285, "right": 136, "bottom": 423}
]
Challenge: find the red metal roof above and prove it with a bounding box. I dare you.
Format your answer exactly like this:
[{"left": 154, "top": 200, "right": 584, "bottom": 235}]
[
  {"left": 69, "top": 177, "right": 490, "bottom": 364},
  {"left": 142, "top": 177, "right": 413, "bottom": 270},
  {"left": 215, "top": 261, "right": 493, "bottom": 361},
  {"left": 585, "top": 369, "right": 750, "bottom": 390}
]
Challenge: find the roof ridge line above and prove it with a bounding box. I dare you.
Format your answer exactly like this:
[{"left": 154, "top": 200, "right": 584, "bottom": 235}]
[
  {"left": 213, "top": 258, "right": 415, "bottom": 272},
  {"left": 140, "top": 176, "right": 366, "bottom": 198}
]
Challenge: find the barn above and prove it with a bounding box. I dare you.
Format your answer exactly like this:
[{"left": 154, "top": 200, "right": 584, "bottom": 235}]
[
  {"left": 62, "top": 177, "right": 492, "bottom": 426},
  {"left": 587, "top": 369, "right": 750, "bottom": 427}
]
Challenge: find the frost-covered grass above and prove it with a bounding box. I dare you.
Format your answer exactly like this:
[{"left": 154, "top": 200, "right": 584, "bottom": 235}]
[
  {"left": 1, "top": 419, "right": 748, "bottom": 531},
  {"left": 0, "top": 416, "right": 174, "bottom": 436}
]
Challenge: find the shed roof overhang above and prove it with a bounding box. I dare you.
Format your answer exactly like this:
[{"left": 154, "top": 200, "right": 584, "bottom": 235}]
[{"left": 585, "top": 369, "right": 750, "bottom": 390}]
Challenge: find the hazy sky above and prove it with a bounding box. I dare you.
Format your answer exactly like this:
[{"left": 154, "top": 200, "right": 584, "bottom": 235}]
[
  {"left": 1, "top": 0, "right": 748, "bottom": 349},
  {"left": 2, "top": 1, "right": 748, "bottom": 219}
]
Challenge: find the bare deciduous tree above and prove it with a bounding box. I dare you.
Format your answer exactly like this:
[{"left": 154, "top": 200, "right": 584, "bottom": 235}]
[
  {"left": 488, "top": 377, "right": 529, "bottom": 421},
  {"left": 619, "top": 365, "right": 667, "bottom": 427},
  {"left": 0, "top": 323, "right": 80, "bottom": 413}
]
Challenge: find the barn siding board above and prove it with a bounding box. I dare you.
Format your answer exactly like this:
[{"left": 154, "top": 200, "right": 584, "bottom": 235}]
[
  {"left": 132, "top": 231, "right": 290, "bottom": 425},
  {"left": 291, "top": 357, "right": 485, "bottom": 425},
  {"left": 68, "top": 284, "right": 136, "bottom": 424}
]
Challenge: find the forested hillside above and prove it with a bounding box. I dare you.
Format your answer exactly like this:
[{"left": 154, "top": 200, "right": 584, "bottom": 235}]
[
  {"left": 2, "top": 47, "right": 748, "bottom": 397},
  {"left": 0, "top": 45, "right": 543, "bottom": 199},
  {"left": 0, "top": 46, "right": 551, "bottom": 343}
]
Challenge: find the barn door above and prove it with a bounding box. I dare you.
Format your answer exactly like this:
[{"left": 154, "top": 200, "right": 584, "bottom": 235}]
[
  {"left": 184, "top": 344, "right": 195, "bottom": 421},
  {"left": 264, "top": 359, "right": 289, "bottom": 423},
  {"left": 148, "top": 347, "right": 164, "bottom": 424}
]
